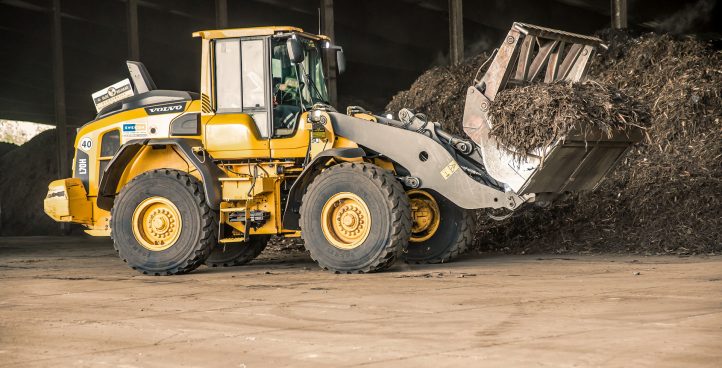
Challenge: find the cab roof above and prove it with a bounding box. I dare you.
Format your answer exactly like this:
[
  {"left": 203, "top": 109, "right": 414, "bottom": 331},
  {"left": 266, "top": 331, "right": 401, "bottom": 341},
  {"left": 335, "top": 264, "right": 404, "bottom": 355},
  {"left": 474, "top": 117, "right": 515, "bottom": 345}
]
[{"left": 192, "top": 26, "right": 330, "bottom": 41}]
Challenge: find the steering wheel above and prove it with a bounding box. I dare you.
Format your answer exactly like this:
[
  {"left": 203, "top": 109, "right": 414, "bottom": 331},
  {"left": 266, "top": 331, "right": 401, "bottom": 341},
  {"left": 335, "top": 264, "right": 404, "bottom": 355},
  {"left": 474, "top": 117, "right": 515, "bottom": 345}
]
[{"left": 274, "top": 81, "right": 299, "bottom": 106}]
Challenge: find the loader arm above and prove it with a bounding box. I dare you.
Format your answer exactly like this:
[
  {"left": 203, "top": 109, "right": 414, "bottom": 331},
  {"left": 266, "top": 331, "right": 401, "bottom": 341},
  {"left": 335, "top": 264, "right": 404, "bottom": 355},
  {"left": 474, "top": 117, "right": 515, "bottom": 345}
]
[{"left": 328, "top": 112, "right": 526, "bottom": 211}]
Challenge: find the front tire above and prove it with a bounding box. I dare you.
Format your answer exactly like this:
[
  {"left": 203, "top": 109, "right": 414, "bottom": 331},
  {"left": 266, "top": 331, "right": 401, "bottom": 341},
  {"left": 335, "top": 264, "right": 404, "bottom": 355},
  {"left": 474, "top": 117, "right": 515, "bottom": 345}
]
[
  {"left": 110, "top": 169, "right": 216, "bottom": 275},
  {"left": 300, "top": 163, "right": 411, "bottom": 273},
  {"left": 205, "top": 236, "right": 271, "bottom": 267},
  {"left": 403, "top": 189, "right": 473, "bottom": 264}
]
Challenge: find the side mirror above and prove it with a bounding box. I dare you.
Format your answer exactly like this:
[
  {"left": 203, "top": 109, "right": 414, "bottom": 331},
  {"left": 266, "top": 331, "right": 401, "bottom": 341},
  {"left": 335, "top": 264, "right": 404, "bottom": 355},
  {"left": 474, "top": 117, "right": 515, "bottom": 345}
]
[
  {"left": 335, "top": 47, "right": 346, "bottom": 75},
  {"left": 286, "top": 38, "right": 304, "bottom": 64}
]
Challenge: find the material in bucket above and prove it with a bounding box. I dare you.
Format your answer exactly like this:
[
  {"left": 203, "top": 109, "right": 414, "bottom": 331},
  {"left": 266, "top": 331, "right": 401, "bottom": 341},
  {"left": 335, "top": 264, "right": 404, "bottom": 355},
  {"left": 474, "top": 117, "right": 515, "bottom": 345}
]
[{"left": 462, "top": 22, "right": 643, "bottom": 194}]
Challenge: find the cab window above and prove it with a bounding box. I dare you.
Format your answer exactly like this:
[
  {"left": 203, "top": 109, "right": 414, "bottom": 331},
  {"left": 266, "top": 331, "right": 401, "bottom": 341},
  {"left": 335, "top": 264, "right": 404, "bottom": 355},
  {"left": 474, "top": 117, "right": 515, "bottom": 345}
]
[
  {"left": 214, "top": 39, "right": 242, "bottom": 110},
  {"left": 100, "top": 129, "right": 120, "bottom": 157},
  {"left": 270, "top": 37, "right": 329, "bottom": 137},
  {"left": 99, "top": 129, "right": 120, "bottom": 181},
  {"left": 271, "top": 38, "right": 303, "bottom": 137},
  {"left": 214, "top": 38, "right": 270, "bottom": 138}
]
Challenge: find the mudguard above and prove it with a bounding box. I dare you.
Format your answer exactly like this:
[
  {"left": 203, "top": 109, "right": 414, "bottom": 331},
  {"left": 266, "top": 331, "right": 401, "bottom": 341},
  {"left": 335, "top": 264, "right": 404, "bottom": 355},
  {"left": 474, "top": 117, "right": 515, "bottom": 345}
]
[
  {"left": 328, "top": 112, "right": 524, "bottom": 210},
  {"left": 282, "top": 147, "right": 366, "bottom": 230},
  {"left": 96, "top": 138, "right": 224, "bottom": 211}
]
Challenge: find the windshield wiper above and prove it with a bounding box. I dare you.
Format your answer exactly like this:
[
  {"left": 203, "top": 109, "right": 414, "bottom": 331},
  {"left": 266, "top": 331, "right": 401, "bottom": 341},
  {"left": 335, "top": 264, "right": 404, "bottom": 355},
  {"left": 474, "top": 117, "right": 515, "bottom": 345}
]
[
  {"left": 304, "top": 73, "right": 327, "bottom": 104},
  {"left": 295, "top": 60, "right": 327, "bottom": 107}
]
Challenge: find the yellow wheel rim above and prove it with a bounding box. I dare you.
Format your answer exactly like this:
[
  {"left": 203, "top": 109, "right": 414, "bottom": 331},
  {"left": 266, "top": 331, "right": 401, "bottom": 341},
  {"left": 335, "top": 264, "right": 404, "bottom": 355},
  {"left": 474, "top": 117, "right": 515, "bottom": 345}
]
[
  {"left": 408, "top": 189, "right": 441, "bottom": 243},
  {"left": 131, "top": 196, "right": 183, "bottom": 251},
  {"left": 321, "top": 192, "right": 371, "bottom": 250}
]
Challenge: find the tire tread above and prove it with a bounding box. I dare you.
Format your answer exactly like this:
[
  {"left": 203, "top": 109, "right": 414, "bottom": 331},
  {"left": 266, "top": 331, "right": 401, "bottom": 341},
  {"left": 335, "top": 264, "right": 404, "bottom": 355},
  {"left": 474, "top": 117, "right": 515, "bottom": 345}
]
[
  {"left": 420, "top": 210, "right": 473, "bottom": 264},
  {"left": 110, "top": 169, "right": 216, "bottom": 275},
  {"left": 300, "top": 162, "right": 411, "bottom": 273}
]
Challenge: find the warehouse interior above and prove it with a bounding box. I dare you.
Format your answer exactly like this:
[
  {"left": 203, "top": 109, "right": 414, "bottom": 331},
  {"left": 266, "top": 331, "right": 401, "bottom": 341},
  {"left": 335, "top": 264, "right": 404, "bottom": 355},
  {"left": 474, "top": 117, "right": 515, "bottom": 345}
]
[{"left": 1, "top": 0, "right": 720, "bottom": 178}]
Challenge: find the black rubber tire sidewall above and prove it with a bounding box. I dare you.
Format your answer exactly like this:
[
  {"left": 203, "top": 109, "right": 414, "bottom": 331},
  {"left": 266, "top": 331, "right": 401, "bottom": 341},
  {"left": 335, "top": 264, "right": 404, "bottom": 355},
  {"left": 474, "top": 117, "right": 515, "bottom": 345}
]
[
  {"left": 404, "top": 190, "right": 471, "bottom": 263},
  {"left": 206, "top": 236, "right": 271, "bottom": 267},
  {"left": 111, "top": 170, "right": 213, "bottom": 275},
  {"left": 300, "top": 163, "right": 409, "bottom": 273}
]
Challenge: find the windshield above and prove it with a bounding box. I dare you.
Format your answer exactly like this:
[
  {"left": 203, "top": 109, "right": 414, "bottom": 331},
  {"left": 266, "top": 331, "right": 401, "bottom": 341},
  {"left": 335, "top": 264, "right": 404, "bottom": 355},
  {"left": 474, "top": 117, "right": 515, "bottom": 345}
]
[{"left": 271, "top": 36, "right": 329, "bottom": 108}]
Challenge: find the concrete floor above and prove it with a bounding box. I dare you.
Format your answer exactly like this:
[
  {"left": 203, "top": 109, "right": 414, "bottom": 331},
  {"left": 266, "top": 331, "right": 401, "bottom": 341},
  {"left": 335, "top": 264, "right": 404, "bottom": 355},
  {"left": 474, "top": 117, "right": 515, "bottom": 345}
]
[{"left": 0, "top": 236, "right": 720, "bottom": 368}]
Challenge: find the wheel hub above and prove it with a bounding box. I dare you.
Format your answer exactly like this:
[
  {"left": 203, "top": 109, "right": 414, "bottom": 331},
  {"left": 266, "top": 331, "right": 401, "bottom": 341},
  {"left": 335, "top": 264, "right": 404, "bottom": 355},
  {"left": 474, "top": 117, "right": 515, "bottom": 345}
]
[
  {"left": 147, "top": 208, "right": 176, "bottom": 237},
  {"left": 132, "top": 197, "right": 182, "bottom": 251},
  {"left": 410, "top": 198, "right": 433, "bottom": 233},
  {"left": 407, "top": 190, "right": 441, "bottom": 243},
  {"left": 321, "top": 192, "right": 371, "bottom": 250}
]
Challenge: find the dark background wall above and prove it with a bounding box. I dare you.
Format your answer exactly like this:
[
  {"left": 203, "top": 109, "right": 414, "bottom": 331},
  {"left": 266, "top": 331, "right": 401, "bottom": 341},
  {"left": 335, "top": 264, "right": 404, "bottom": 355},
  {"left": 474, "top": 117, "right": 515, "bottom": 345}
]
[{"left": 1, "top": 0, "right": 720, "bottom": 126}]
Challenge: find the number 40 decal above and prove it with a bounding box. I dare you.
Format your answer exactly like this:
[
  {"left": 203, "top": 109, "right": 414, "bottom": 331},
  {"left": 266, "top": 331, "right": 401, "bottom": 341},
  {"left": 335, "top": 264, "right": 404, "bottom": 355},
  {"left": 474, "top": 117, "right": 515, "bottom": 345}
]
[{"left": 79, "top": 137, "right": 93, "bottom": 152}]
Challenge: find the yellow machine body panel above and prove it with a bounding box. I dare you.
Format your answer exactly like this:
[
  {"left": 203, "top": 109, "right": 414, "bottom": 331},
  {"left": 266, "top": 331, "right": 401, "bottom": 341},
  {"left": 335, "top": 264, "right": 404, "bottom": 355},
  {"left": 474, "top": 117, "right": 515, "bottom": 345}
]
[
  {"left": 192, "top": 26, "right": 330, "bottom": 41},
  {"left": 269, "top": 115, "right": 312, "bottom": 158},
  {"left": 72, "top": 100, "right": 201, "bottom": 196},
  {"left": 204, "top": 114, "right": 270, "bottom": 159},
  {"left": 117, "top": 146, "right": 199, "bottom": 190},
  {"left": 44, "top": 178, "right": 93, "bottom": 225}
]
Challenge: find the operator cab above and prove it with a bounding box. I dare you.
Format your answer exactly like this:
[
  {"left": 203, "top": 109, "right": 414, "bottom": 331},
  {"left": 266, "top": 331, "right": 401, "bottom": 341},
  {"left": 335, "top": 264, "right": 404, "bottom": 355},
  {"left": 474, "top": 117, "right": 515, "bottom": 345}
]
[{"left": 198, "top": 26, "right": 344, "bottom": 143}]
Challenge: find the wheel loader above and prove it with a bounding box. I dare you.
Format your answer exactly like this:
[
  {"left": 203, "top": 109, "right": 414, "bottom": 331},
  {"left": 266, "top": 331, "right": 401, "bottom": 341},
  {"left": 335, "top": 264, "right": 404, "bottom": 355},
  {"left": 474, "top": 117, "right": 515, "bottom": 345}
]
[{"left": 43, "top": 23, "right": 642, "bottom": 275}]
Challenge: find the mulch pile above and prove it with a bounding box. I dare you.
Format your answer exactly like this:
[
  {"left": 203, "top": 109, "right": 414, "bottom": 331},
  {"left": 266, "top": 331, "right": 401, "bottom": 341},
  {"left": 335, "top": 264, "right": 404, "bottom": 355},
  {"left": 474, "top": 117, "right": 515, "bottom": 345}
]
[
  {"left": 386, "top": 53, "right": 491, "bottom": 136},
  {"left": 386, "top": 30, "right": 721, "bottom": 255},
  {"left": 0, "top": 130, "right": 76, "bottom": 236},
  {"left": 0, "top": 142, "right": 18, "bottom": 158}
]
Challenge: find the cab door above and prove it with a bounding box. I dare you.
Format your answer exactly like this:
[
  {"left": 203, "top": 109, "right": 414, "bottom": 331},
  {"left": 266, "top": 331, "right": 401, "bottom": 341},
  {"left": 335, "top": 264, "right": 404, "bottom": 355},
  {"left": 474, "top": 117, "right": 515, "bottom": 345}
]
[{"left": 204, "top": 37, "right": 272, "bottom": 160}]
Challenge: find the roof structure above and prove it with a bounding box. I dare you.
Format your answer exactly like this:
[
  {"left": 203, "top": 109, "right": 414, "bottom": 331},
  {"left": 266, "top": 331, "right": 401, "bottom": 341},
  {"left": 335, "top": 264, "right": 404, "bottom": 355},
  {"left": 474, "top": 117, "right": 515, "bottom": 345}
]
[{"left": 1, "top": 0, "right": 719, "bottom": 126}]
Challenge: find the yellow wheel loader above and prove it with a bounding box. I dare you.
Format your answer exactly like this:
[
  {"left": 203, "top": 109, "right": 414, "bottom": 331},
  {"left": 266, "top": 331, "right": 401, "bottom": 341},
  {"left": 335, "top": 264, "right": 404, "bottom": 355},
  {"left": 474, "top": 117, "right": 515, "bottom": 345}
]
[{"left": 43, "top": 24, "right": 642, "bottom": 275}]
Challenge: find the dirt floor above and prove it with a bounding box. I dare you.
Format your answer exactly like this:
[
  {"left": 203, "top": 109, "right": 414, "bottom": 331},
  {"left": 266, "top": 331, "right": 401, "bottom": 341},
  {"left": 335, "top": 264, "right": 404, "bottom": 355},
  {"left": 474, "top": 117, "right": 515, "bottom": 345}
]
[{"left": 1, "top": 237, "right": 721, "bottom": 367}]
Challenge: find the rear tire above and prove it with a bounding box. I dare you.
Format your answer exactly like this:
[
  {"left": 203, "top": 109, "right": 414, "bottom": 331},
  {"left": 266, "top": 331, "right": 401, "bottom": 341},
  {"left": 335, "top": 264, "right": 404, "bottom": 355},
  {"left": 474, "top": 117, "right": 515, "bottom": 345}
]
[
  {"left": 110, "top": 169, "right": 216, "bottom": 275},
  {"left": 300, "top": 162, "right": 411, "bottom": 273},
  {"left": 205, "top": 236, "right": 271, "bottom": 267},
  {"left": 403, "top": 190, "right": 472, "bottom": 264}
]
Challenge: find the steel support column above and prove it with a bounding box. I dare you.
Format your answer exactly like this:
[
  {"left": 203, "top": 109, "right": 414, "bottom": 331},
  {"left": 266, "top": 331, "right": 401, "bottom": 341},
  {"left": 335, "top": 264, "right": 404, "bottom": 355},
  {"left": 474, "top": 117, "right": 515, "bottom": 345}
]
[
  {"left": 321, "top": 0, "right": 338, "bottom": 107},
  {"left": 51, "top": 0, "right": 68, "bottom": 179},
  {"left": 215, "top": 0, "right": 228, "bottom": 28},
  {"left": 611, "top": 0, "right": 628, "bottom": 29},
  {"left": 52, "top": 0, "right": 69, "bottom": 234},
  {"left": 127, "top": 0, "right": 140, "bottom": 60},
  {"left": 449, "top": 0, "right": 464, "bottom": 65}
]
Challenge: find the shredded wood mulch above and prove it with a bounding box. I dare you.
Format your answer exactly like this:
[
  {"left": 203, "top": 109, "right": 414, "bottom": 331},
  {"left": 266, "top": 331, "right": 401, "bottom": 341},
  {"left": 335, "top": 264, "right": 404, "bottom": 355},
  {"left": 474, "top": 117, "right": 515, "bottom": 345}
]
[
  {"left": 386, "top": 53, "right": 491, "bottom": 137},
  {"left": 386, "top": 30, "right": 721, "bottom": 255},
  {"left": 488, "top": 81, "right": 649, "bottom": 157}
]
